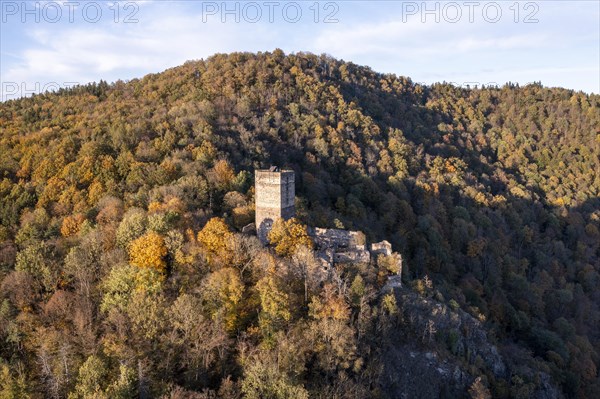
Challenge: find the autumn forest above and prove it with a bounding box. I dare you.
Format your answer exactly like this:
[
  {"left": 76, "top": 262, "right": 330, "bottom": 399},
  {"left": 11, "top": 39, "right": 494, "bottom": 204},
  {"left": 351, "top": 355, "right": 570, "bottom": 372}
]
[{"left": 0, "top": 50, "right": 599, "bottom": 398}]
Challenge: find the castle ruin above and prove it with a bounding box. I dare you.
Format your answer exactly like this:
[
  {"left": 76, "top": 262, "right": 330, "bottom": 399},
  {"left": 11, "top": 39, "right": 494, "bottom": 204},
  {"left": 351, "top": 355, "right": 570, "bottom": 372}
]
[
  {"left": 253, "top": 168, "right": 402, "bottom": 283},
  {"left": 255, "top": 167, "right": 295, "bottom": 243}
]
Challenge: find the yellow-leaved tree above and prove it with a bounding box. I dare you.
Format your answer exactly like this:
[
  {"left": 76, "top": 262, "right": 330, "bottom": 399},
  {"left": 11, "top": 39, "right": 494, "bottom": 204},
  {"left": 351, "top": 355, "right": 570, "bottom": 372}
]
[
  {"left": 256, "top": 270, "right": 291, "bottom": 340},
  {"left": 197, "top": 217, "right": 233, "bottom": 267},
  {"left": 197, "top": 217, "right": 232, "bottom": 254},
  {"left": 128, "top": 231, "right": 168, "bottom": 274},
  {"left": 202, "top": 267, "right": 244, "bottom": 332},
  {"left": 267, "top": 218, "right": 313, "bottom": 257}
]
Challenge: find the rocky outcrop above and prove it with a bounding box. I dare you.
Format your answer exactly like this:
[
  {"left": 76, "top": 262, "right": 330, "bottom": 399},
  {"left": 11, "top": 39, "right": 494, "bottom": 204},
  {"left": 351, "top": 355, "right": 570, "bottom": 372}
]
[
  {"left": 381, "top": 344, "right": 472, "bottom": 398},
  {"left": 395, "top": 287, "right": 507, "bottom": 379},
  {"left": 382, "top": 275, "right": 403, "bottom": 290},
  {"left": 241, "top": 222, "right": 256, "bottom": 234},
  {"left": 379, "top": 286, "right": 562, "bottom": 399}
]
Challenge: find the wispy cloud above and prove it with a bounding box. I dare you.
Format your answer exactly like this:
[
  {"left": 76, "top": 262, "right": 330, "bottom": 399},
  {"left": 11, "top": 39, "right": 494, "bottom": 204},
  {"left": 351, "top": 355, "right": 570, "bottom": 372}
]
[
  {"left": 2, "top": 3, "right": 277, "bottom": 98},
  {"left": 309, "top": 2, "right": 598, "bottom": 93},
  {"left": 1, "top": 1, "right": 598, "bottom": 99}
]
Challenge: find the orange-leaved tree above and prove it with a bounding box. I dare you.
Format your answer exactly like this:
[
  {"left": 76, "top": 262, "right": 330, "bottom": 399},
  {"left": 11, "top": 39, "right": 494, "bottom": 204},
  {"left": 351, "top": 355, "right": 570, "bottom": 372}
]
[
  {"left": 60, "top": 214, "right": 86, "bottom": 237},
  {"left": 128, "top": 231, "right": 168, "bottom": 274}
]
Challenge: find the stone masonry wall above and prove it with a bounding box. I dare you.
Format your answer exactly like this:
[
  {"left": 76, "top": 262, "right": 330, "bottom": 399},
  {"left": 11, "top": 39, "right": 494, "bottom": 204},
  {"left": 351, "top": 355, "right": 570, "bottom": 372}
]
[{"left": 255, "top": 170, "right": 295, "bottom": 243}]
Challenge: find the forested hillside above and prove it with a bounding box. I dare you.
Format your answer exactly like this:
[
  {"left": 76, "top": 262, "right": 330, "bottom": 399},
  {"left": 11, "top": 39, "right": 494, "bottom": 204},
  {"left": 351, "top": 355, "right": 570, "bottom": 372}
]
[{"left": 0, "top": 50, "right": 599, "bottom": 398}]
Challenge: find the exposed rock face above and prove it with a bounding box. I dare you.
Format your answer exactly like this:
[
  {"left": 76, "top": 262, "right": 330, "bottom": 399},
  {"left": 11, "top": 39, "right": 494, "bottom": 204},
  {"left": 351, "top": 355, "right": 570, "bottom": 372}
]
[
  {"left": 379, "top": 286, "right": 562, "bottom": 399},
  {"left": 241, "top": 223, "right": 256, "bottom": 234},
  {"left": 397, "top": 288, "right": 507, "bottom": 379},
  {"left": 381, "top": 345, "right": 471, "bottom": 398},
  {"left": 382, "top": 274, "right": 403, "bottom": 290},
  {"left": 379, "top": 286, "right": 499, "bottom": 398}
]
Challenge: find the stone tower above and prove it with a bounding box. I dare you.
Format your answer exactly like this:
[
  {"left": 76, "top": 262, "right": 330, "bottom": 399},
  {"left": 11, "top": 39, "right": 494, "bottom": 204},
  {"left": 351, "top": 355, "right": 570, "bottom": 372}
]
[{"left": 255, "top": 167, "right": 295, "bottom": 243}]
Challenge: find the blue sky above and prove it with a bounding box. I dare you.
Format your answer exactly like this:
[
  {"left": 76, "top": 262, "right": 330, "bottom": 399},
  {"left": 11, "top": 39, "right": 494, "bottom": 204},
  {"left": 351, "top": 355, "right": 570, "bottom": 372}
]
[{"left": 1, "top": 1, "right": 599, "bottom": 100}]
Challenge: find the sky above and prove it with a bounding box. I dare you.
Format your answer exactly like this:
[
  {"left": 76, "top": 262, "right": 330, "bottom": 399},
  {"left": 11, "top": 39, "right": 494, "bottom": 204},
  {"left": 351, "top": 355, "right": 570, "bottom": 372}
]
[{"left": 1, "top": 0, "right": 599, "bottom": 100}]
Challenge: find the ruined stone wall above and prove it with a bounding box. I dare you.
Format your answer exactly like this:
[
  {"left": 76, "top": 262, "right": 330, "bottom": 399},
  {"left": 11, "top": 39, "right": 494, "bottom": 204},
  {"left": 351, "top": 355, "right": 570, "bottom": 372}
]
[
  {"left": 371, "top": 240, "right": 392, "bottom": 256},
  {"left": 255, "top": 170, "right": 295, "bottom": 243},
  {"left": 309, "top": 227, "right": 370, "bottom": 264},
  {"left": 310, "top": 228, "right": 366, "bottom": 250}
]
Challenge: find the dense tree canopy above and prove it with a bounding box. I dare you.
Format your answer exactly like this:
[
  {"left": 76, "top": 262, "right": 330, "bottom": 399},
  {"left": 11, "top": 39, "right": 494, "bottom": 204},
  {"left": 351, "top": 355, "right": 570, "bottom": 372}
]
[{"left": 0, "top": 50, "right": 598, "bottom": 398}]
